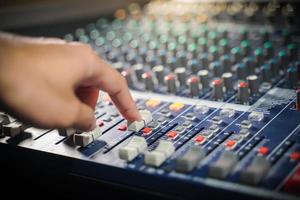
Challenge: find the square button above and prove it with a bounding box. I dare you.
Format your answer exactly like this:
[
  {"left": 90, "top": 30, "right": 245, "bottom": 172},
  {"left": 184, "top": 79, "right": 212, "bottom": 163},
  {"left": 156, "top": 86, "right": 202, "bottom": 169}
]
[
  {"left": 185, "top": 113, "right": 196, "bottom": 121},
  {"left": 167, "top": 130, "right": 178, "bottom": 139},
  {"left": 175, "top": 126, "right": 186, "bottom": 134},
  {"left": 169, "top": 102, "right": 184, "bottom": 111},
  {"left": 182, "top": 120, "right": 193, "bottom": 128},
  {"left": 148, "top": 121, "right": 160, "bottom": 129},
  {"left": 195, "top": 135, "right": 206, "bottom": 144},
  {"left": 118, "top": 125, "right": 127, "bottom": 131},
  {"left": 146, "top": 99, "right": 161, "bottom": 108},
  {"left": 142, "top": 127, "right": 153, "bottom": 135}
]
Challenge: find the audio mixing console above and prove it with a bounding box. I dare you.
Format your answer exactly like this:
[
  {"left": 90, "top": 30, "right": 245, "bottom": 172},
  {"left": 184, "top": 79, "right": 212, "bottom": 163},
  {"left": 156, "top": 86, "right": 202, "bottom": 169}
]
[{"left": 1, "top": 0, "right": 300, "bottom": 199}]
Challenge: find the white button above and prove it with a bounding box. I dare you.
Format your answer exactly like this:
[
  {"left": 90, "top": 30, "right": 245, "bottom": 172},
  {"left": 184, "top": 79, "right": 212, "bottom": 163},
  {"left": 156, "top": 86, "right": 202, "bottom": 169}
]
[
  {"left": 3, "top": 121, "right": 29, "bottom": 137},
  {"left": 201, "top": 130, "right": 214, "bottom": 138},
  {"left": 248, "top": 111, "right": 264, "bottom": 122},
  {"left": 209, "top": 151, "right": 238, "bottom": 179},
  {"left": 209, "top": 124, "right": 220, "bottom": 133},
  {"left": 241, "top": 120, "right": 252, "bottom": 129},
  {"left": 127, "top": 110, "right": 153, "bottom": 132},
  {"left": 240, "top": 156, "right": 270, "bottom": 184},
  {"left": 119, "top": 136, "right": 147, "bottom": 161},
  {"left": 58, "top": 128, "right": 77, "bottom": 137},
  {"left": 194, "top": 104, "right": 209, "bottom": 115},
  {"left": 144, "top": 140, "right": 175, "bottom": 167},
  {"left": 219, "top": 108, "right": 235, "bottom": 118},
  {"left": 212, "top": 116, "right": 222, "bottom": 124},
  {"left": 73, "top": 126, "right": 102, "bottom": 147},
  {"left": 239, "top": 129, "right": 250, "bottom": 137}
]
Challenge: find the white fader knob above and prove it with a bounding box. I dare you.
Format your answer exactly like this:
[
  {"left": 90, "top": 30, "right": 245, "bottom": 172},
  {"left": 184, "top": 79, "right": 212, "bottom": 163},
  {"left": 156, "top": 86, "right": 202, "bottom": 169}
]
[
  {"left": 58, "top": 128, "right": 77, "bottom": 137},
  {"left": 144, "top": 140, "right": 175, "bottom": 167},
  {"left": 127, "top": 110, "right": 153, "bottom": 132},
  {"left": 119, "top": 136, "right": 148, "bottom": 161},
  {"left": 73, "top": 126, "right": 102, "bottom": 147}
]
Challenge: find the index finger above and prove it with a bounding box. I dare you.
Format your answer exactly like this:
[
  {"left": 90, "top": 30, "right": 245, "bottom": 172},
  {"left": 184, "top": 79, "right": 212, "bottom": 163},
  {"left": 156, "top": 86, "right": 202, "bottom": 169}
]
[{"left": 88, "top": 56, "right": 141, "bottom": 122}]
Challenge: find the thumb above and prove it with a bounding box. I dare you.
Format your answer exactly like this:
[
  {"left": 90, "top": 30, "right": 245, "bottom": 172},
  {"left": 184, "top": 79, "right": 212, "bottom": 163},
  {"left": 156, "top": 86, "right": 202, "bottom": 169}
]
[{"left": 72, "top": 102, "right": 96, "bottom": 131}]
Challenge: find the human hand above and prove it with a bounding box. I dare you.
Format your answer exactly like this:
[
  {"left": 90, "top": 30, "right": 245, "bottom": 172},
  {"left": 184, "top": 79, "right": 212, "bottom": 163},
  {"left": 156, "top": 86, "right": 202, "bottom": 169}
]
[{"left": 0, "top": 32, "right": 141, "bottom": 131}]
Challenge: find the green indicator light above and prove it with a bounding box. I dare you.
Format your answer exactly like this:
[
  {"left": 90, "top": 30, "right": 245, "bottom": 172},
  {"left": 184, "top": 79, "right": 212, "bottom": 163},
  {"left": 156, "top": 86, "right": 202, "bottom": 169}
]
[
  {"left": 231, "top": 47, "right": 241, "bottom": 54},
  {"left": 278, "top": 50, "right": 287, "bottom": 57},
  {"left": 264, "top": 41, "right": 273, "bottom": 49},
  {"left": 219, "top": 39, "right": 228, "bottom": 47},
  {"left": 254, "top": 48, "right": 264, "bottom": 56},
  {"left": 198, "top": 37, "right": 207, "bottom": 45},
  {"left": 123, "top": 32, "right": 133, "bottom": 42},
  {"left": 241, "top": 40, "right": 250, "bottom": 48},
  {"left": 188, "top": 43, "right": 197, "bottom": 52},
  {"left": 209, "top": 46, "right": 218, "bottom": 53}
]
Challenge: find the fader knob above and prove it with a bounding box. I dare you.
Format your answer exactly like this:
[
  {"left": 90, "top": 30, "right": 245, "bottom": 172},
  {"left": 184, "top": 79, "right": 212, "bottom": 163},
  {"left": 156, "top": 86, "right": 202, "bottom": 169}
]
[
  {"left": 243, "top": 57, "right": 255, "bottom": 75},
  {"left": 166, "top": 56, "right": 177, "bottom": 72},
  {"left": 247, "top": 75, "right": 260, "bottom": 96},
  {"left": 241, "top": 40, "right": 251, "bottom": 56},
  {"left": 238, "top": 81, "right": 250, "bottom": 104},
  {"left": 158, "top": 50, "right": 167, "bottom": 64},
  {"left": 198, "top": 70, "right": 210, "bottom": 90},
  {"left": 199, "top": 53, "right": 209, "bottom": 69},
  {"left": 188, "top": 59, "right": 200, "bottom": 74},
  {"left": 222, "top": 72, "right": 234, "bottom": 93},
  {"left": 212, "top": 79, "right": 224, "bottom": 100},
  {"left": 221, "top": 54, "right": 231, "bottom": 72},
  {"left": 264, "top": 41, "right": 274, "bottom": 59},
  {"left": 142, "top": 72, "right": 155, "bottom": 91},
  {"left": 209, "top": 46, "right": 219, "bottom": 61},
  {"left": 165, "top": 74, "right": 177, "bottom": 94},
  {"left": 236, "top": 63, "right": 247, "bottom": 80},
  {"left": 175, "top": 67, "right": 187, "bottom": 87},
  {"left": 133, "top": 64, "right": 144, "bottom": 82},
  {"left": 261, "top": 64, "right": 272, "bottom": 83},
  {"left": 210, "top": 61, "right": 222, "bottom": 77},
  {"left": 278, "top": 50, "right": 288, "bottom": 71},
  {"left": 287, "top": 66, "right": 299, "bottom": 88},
  {"left": 219, "top": 39, "right": 230, "bottom": 54},
  {"left": 254, "top": 48, "right": 264, "bottom": 66},
  {"left": 231, "top": 47, "right": 242, "bottom": 64},
  {"left": 268, "top": 58, "right": 280, "bottom": 77},
  {"left": 153, "top": 65, "right": 165, "bottom": 84},
  {"left": 187, "top": 76, "right": 200, "bottom": 97}
]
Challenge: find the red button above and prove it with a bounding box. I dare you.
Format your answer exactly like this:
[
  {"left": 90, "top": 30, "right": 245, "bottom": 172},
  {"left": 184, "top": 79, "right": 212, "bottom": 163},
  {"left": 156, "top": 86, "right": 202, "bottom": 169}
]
[
  {"left": 187, "top": 76, "right": 199, "bottom": 84},
  {"left": 226, "top": 140, "right": 237, "bottom": 148},
  {"left": 165, "top": 74, "right": 175, "bottom": 81},
  {"left": 284, "top": 167, "right": 300, "bottom": 194},
  {"left": 118, "top": 125, "right": 127, "bottom": 131},
  {"left": 259, "top": 146, "right": 269, "bottom": 155},
  {"left": 291, "top": 152, "right": 300, "bottom": 161},
  {"left": 195, "top": 135, "right": 206, "bottom": 144},
  {"left": 98, "top": 121, "right": 104, "bottom": 127},
  {"left": 142, "top": 127, "right": 153, "bottom": 135},
  {"left": 167, "top": 130, "right": 178, "bottom": 139},
  {"left": 239, "top": 81, "right": 248, "bottom": 88},
  {"left": 212, "top": 79, "right": 222, "bottom": 86}
]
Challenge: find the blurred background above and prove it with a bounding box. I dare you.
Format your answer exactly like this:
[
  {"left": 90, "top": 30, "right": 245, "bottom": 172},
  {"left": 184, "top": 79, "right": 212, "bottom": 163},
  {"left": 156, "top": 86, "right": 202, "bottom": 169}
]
[{"left": 0, "top": 0, "right": 148, "bottom": 36}]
